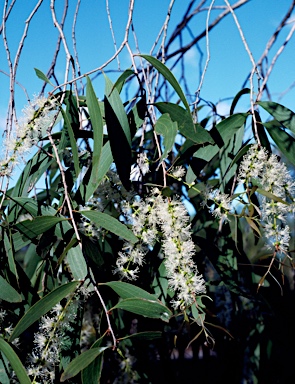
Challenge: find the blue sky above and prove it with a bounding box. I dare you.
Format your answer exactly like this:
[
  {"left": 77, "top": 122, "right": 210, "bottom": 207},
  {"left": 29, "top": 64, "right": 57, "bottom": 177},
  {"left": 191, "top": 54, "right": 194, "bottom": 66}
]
[{"left": 1, "top": 0, "right": 295, "bottom": 160}]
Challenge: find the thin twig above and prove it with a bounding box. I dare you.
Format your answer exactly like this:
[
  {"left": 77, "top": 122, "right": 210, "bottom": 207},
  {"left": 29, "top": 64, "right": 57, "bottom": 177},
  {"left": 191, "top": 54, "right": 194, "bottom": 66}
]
[
  {"left": 51, "top": 0, "right": 135, "bottom": 93},
  {"left": 257, "top": 21, "right": 295, "bottom": 101},
  {"left": 194, "top": 0, "right": 215, "bottom": 110},
  {"left": 106, "top": 0, "right": 120, "bottom": 70}
]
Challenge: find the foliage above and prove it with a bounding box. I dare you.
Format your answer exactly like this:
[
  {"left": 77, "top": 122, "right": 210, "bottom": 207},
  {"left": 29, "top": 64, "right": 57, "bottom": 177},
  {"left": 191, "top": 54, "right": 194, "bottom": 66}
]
[
  {"left": 1, "top": 2, "right": 295, "bottom": 383},
  {"left": 0, "top": 58, "right": 294, "bottom": 383}
]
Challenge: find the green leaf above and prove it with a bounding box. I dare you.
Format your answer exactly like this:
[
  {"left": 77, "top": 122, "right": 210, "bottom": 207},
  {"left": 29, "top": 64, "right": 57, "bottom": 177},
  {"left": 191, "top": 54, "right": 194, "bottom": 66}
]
[
  {"left": 263, "top": 121, "right": 295, "bottom": 166},
  {"left": 216, "top": 113, "right": 248, "bottom": 144},
  {"left": 104, "top": 74, "right": 131, "bottom": 145},
  {"left": 0, "top": 276, "right": 22, "bottom": 303},
  {"left": 104, "top": 78, "right": 131, "bottom": 190},
  {"left": 155, "top": 113, "right": 178, "bottom": 162},
  {"left": 34, "top": 67, "right": 54, "bottom": 86},
  {"left": 0, "top": 337, "right": 31, "bottom": 384},
  {"left": 82, "top": 336, "right": 105, "bottom": 383},
  {"left": 60, "top": 108, "right": 80, "bottom": 177},
  {"left": 113, "top": 68, "right": 134, "bottom": 94},
  {"left": 15, "top": 216, "right": 67, "bottom": 240},
  {"left": 256, "top": 188, "right": 289, "bottom": 204},
  {"left": 103, "top": 281, "right": 158, "bottom": 301},
  {"left": 4, "top": 231, "right": 18, "bottom": 281},
  {"left": 86, "top": 76, "right": 104, "bottom": 187},
  {"left": 9, "top": 281, "right": 79, "bottom": 341},
  {"left": 80, "top": 211, "right": 138, "bottom": 244},
  {"left": 111, "top": 297, "right": 172, "bottom": 321},
  {"left": 60, "top": 347, "right": 108, "bottom": 382},
  {"left": 83, "top": 141, "right": 113, "bottom": 202},
  {"left": 155, "top": 102, "right": 213, "bottom": 144},
  {"left": 67, "top": 245, "right": 88, "bottom": 281},
  {"left": 192, "top": 113, "right": 248, "bottom": 163},
  {"left": 230, "top": 88, "right": 250, "bottom": 115},
  {"left": 139, "top": 55, "right": 190, "bottom": 111},
  {"left": 118, "top": 331, "right": 162, "bottom": 341},
  {"left": 6, "top": 197, "right": 57, "bottom": 217},
  {"left": 258, "top": 101, "right": 295, "bottom": 134}
]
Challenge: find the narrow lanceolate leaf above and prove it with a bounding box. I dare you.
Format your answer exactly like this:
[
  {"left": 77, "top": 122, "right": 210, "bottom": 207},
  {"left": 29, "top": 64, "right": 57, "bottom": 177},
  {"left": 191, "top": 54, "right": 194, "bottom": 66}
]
[
  {"left": 111, "top": 297, "right": 172, "bottom": 321},
  {"left": 102, "top": 281, "right": 159, "bottom": 300},
  {"left": 155, "top": 113, "right": 178, "bottom": 162},
  {"left": 86, "top": 76, "right": 104, "bottom": 186},
  {"left": 263, "top": 121, "right": 295, "bottom": 166},
  {"left": 104, "top": 75, "right": 132, "bottom": 190},
  {"left": 9, "top": 281, "right": 80, "bottom": 341},
  {"left": 60, "top": 347, "right": 108, "bottom": 382},
  {"left": 0, "top": 337, "right": 31, "bottom": 384},
  {"left": 230, "top": 88, "right": 250, "bottom": 115},
  {"left": 82, "top": 335, "right": 105, "bottom": 383},
  {"left": 113, "top": 68, "right": 134, "bottom": 94},
  {"left": 34, "top": 67, "right": 54, "bottom": 86},
  {"left": 67, "top": 245, "right": 88, "bottom": 281},
  {"left": 118, "top": 331, "right": 162, "bottom": 341},
  {"left": 256, "top": 188, "right": 289, "bottom": 205},
  {"left": 61, "top": 108, "right": 80, "bottom": 177},
  {"left": 80, "top": 210, "right": 138, "bottom": 244},
  {"left": 104, "top": 74, "right": 131, "bottom": 145},
  {"left": 84, "top": 141, "right": 113, "bottom": 202},
  {"left": 258, "top": 101, "right": 295, "bottom": 134},
  {"left": 0, "top": 276, "right": 22, "bottom": 303},
  {"left": 139, "top": 55, "right": 190, "bottom": 111},
  {"left": 4, "top": 231, "right": 18, "bottom": 281},
  {"left": 15, "top": 216, "right": 67, "bottom": 240}
]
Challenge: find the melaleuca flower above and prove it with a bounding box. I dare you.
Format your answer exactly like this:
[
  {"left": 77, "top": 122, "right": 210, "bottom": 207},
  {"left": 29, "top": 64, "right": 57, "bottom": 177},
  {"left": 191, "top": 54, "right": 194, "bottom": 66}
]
[
  {"left": 0, "top": 95, "right": 58, "bottom": 177},
  {"left": 130, "top": 152, "right": 149, "bottom": 181},
  {"left": 237, "top": 144, "right": 268, "bottom": 186},
  {"left": 114, "top": 189, "right": 206, "bottom": 310},
  {"left": 202, "top": 187, "right": 232, "bottom": 222}
]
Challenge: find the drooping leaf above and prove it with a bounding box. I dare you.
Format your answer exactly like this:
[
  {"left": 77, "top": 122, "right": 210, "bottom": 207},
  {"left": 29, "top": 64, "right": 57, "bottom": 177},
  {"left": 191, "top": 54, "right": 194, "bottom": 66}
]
[
  {"left": 4, "top": 231, "right": 18, "bottom": 281},
  {"left": 118, "top": 331, "right": 162, "bottom": 341},
  {"left": 80, "top": 211, "right": 138, "bottom": 244},
  {"left": 103, "top": 281, "right": 159, "bottom": 301},
  {"left": 104, "top": 88, "right": 131, "bottom": 190},
  {"left": 34, "top": 67, "right": 54, "bottom": 86},
  {"left": 104, "top": 74, "right": 131, "bottom": 145},
  {"left": 82, "top": 141, "right": 113, "bottom": 202},
  {"left": 86, "top": 76, "right": 104, "bottom": 187},
  {"left": 67, "top": 244, "right": 88, "bottom": 280},
  {"left": 111, "top": 297, "right": 172, "bottom": 321},
  {"left": 155, "top": 113, "right": 178, "bottom": 162},
  {"left": 60, "top": 108, "right": 80, "bottom": 177},
  {"left": 258, "top": 101, "right": 295, "bottom": 134},
  {"left": 230, "top": 88, "right": 250, "bottom": 115},
  {"left": 15, "top": 216, "right": 67, "bottom": 240},
  {"left": 192, "top": 113, "right": 248, "bottom": 163},
  {"left": 82, "top": 335, "right": 105, "bottom": 383},
  {"left": 256, "top": 188, "right": 289, "bottom": 204},
  {"left": 0, "top": 276, "right": 22, "bottom": 303},
  {"left": 155, "top": 102, "right": 213, "bottom": 144},
  {"left": 139, "top": 55, "right": 190, "bottom": 111},
  {"left": 60, "top": 347, "right": 108, "bottom": 382},
  {"left": 263, "top": 121, "right": 295, "bottom": 166},
  {"left": 253, "top": 111, "right": 271, "bottom": 153},
  {"left": 9, "top": 281, "right": 80, "bottom": 341},
  {"left": 113, "top": 68, "right": 134, "bottom": 94},
  {"left": 0, "top": 337, "right": 31, "bottom": 384}
]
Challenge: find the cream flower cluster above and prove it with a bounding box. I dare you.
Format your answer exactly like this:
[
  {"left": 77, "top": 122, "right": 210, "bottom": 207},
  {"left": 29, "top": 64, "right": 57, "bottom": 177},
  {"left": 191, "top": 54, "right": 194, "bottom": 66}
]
[
  {"left": 0, "top": 95, "right": 58, "bottom": 176},
  {"left": 26, "top": 299, "right": 79, "bottom": 383},
  {"left": 115, "top": 189, "right": 206, "bottom": 310},
  {"left": 238, "top": 144, "right": 294, "bottom": 256},
  {"left": 204, "top": 144, "right": 295, "bottom": 257}
]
